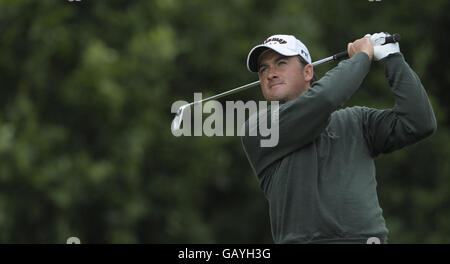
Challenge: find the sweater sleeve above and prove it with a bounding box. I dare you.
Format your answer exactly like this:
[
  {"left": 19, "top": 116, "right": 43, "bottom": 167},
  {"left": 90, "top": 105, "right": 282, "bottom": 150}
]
[
  {"left": 241, "top": 52, "right": 372, "bottom": 176},
  {"left": 360, "top": 53, "right": 437, "bottom": 157}
]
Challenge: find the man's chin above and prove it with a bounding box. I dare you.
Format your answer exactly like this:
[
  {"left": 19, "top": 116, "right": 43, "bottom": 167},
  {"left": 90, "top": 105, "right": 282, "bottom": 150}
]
[{"left": 268, "top": 96, "right": 288, "bottom": 104}]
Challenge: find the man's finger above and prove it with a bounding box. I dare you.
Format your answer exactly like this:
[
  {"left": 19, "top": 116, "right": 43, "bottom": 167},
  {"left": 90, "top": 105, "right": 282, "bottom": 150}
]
[{"left": 347, "top": 42, "right": 354, "bottom": 57}]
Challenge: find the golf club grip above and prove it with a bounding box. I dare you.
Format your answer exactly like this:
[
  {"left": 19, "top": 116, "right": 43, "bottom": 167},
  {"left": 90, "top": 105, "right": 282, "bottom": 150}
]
[
  {"left": 333, "top": 51, "right": 349, "bottom": 61},
  {"left": 385, "top": 33, "right": 401, "bottom": 44}
]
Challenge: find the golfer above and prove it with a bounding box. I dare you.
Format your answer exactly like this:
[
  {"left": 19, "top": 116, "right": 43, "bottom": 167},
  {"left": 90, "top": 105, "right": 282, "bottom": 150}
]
[{"left": 241, "top": 33, "right": 437, "bottom": 243}]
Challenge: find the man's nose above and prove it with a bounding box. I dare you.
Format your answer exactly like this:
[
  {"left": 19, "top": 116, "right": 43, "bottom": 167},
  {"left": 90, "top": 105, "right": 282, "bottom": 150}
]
[{"left": 267, "top": 66, "right": 278, "bottom": 79}]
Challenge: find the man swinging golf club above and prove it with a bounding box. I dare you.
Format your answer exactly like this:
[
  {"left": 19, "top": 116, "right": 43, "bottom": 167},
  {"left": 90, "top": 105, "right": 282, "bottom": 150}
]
[{"left": 241, "top": 32, "right": 437, "bottom": 244}]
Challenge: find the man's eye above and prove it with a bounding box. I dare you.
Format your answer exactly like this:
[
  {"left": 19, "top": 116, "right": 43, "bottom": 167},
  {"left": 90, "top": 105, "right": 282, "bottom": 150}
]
[
  {"left": 278, "top": 60, "right": 287, "bottom": 65},
  {"left": 259, "top": 67, "right": 267, "bottom": 74}
]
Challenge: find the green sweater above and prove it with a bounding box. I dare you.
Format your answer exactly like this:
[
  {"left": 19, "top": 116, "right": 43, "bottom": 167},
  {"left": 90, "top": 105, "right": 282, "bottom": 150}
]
[{"left": 241, "top": 52, "right": 437, "bottom": 243}]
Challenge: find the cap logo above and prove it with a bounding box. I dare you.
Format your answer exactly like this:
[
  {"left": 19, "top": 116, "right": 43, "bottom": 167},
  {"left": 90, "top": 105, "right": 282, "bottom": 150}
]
[
  {"left": 263, "top": 37, "right": 287, "bottom": 45},
  {"left": 301, "top": 49, "right": 309, "bottom": 58}
]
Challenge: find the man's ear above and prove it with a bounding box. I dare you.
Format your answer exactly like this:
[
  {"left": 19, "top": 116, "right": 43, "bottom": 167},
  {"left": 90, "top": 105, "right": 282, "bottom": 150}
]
[{"left": 303, "top": 64, "right": 314, "bottom": 83}]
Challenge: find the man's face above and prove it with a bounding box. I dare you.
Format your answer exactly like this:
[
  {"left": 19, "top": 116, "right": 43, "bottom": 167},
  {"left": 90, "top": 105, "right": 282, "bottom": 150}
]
[{"left": 258, "top": 49, "right": 312, "bottom": 103}]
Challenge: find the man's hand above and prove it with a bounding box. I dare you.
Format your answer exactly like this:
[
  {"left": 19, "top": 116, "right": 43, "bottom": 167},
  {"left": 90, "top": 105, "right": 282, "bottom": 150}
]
[
  {"left": 347, "top": 37, "right": 374, "bottom": 61},
  {"left": 365, "top": 32, "right": 400, "bottom": 61}
]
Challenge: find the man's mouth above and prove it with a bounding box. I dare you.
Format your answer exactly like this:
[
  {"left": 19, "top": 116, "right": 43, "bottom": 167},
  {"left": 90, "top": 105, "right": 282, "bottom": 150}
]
[{"left": 269, "top": 82, "right": 285, "bottom": 89}]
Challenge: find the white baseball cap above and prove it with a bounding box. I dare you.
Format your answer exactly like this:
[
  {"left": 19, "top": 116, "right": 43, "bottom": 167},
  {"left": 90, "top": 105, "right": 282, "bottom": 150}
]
[{"left": 247, "top": 34, "right": 312, "bottom": 72}]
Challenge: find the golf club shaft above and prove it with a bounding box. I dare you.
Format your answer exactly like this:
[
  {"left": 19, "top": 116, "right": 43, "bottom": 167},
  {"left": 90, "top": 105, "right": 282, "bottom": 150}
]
[
  {"left": 185, "top": 49, "right": 346, "bottom": 105},
  {"left": 183, "top": 50, "right": 339, "bottom": 106},
  {"left": 184, "top": 80, "right": 261, "bottom": 108}
]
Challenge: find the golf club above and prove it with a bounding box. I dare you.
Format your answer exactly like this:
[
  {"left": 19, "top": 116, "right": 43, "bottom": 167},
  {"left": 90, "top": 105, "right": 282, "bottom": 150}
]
[{"left": 171, "top": 33, "right": 401, "bottom": 132}]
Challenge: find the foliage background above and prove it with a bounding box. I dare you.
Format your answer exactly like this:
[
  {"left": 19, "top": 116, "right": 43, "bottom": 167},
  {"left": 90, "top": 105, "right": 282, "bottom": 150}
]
[{"left": 0, "top": 0, "right": 448, "bottom": 243}]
